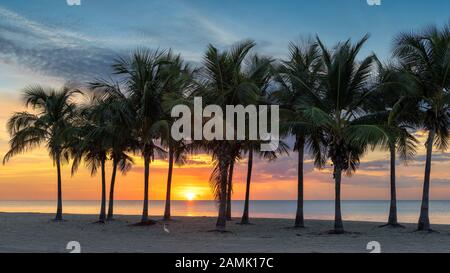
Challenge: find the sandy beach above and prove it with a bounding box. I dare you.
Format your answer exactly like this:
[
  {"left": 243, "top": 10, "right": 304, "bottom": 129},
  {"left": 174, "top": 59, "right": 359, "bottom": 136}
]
[{"left": 1, "top": 212, "right": 450, "bottom": 253}]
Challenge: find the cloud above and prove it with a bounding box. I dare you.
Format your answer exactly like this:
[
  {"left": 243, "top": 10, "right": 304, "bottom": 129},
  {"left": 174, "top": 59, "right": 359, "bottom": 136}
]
[
  {"left": 129, "top": 9, "right": 240, "bottom": 63},
  {"left": 0, "top": 6, "right": 117, "bottom": 82},
  {"left": 0, "top": 3, "right": 244, "bottom": 82},
  {"left": 187, "top": 13, "right": 238, "bottom": 46},
  {"left": 359, "top": 159, "right": 390, "bottom": 171},
  {"left": 249, "top": 154, "right": 318, "bottom": 183},
  {"left": 413, "top": 152, "right": 450, "bottom": 163}
]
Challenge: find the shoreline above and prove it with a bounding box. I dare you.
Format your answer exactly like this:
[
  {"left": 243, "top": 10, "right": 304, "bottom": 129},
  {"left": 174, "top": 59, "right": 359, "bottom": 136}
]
[
  {"left": 3, "top": 200, "right": 450, "bottom": 225},
  {"left": 1, "top": 212, "right": 450, "bottom": 253}
]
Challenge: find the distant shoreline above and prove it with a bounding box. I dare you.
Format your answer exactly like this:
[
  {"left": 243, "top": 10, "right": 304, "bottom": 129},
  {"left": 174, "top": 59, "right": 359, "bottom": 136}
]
[{"left": 1, "top": 212, "right": 450, "bottom": 253}]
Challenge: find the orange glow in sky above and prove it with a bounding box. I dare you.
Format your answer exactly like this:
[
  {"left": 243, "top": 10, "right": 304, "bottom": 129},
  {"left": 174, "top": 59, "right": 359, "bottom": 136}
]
[{"left": 1, "top": 94, "right": 450, "bottom": 201}]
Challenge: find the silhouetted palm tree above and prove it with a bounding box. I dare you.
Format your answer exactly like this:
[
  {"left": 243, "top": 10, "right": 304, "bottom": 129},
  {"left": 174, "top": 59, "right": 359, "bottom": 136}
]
[
  {"left": 301, "top": 35, "right": 389, "bottom": 234},
  {"left": 394, "top": 23, "right": 450, "bottom": 231},
  {"left": 88, "top": 81, "right": 136, "bottom": 221},
  {"left": 3, "top": 85, "right": 79, "bottom": 221},
  {"left": 226, "top": 144, "right": 241, "bottom": 221},
  {"left": 240, "top": 143, "right": 254, "bottom": 225},
  {"left": 113, "top": 49, "right": 168, "bottom": 224},
  {"left": 273, "top": 40, "right": 324, "bottom": 228},
  {"left": 161, "top": 140, "right": 188, "bottom": 220},
  {"left": 71, "top": 92, "right": 116, "bottom": 223},
  {"left": 366, "top": 61, "right": 419, "bottom": 228},
  {"left": 239, "top": 54, "right": 284, "bottom": 225},
  {"left": 227, "top": 54, "right": 279, "bottom": 222},
  {"left": 239, "top": 140, "right": 288, "bottom": 225},
  {"left": 194, "top": 40, "right": 260, "bottom": 230},
  {"left": 107, "top": 151, "right": 134, "bottom": 221},
  {"left": 160, "top": 51, "right": 195, "bottom": 221}
]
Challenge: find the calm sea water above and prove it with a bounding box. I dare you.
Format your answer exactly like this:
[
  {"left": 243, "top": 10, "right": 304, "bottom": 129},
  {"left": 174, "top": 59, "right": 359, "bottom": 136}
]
[{"left": 1, "top": 200, "right": 450, "bottom": 224}]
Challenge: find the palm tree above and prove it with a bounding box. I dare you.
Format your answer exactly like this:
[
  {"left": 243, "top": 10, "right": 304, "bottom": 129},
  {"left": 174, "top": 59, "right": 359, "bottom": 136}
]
[
  {"left": 194, "top": 40, "right": 260, "bottom": 231},
  {"left": 226, "top": 144, "right": 241, "bottom": 221},
  {"left": 89, "top": 80, "right": 138, "bottom": 221},
  {"left": 301, "top": 35, "right": 389, "bottom": 234},
  {"left": 162, "top": 140, "right": 188, "bottom": 220},
  {"left": 226, "top": 54, "right": 280, "bottom": 222},
  {"left": 366, "top": 62, "right": 419, "bottom": 228},
  {"left": 239, "top": 54, "right": 282, "bottom": 225},
  {"left": 226, "top": 162, "right": 234, "bottom": 220},
  {"left": 113, "top": 48, "right": 168, "bottom": 224},
  {"left": 160, "top": 52, "right": 195, "bottom": 221},
  {"left": 108, "top": 149, "right": 134, "bottom": 221},
  {"left": 3, "top": 85, "right": 78, "bottom": 221},
  {"left": 240, "top": 143, "right": 254, "bottom": 225},
  {"left": 273, "top": 40, "right": 324, "bottom": 228},
  {"left": 71, "top": 93, "right": 115, "bottom": 223},
  {"left": 88, "top": 81, "right": 136, "bottom": 221},
  {"left": 239, "top": 140, "right": 288, "bottom": 225},
  {"left": 393, "top": 23, "right": 450, "bottom": 231}
]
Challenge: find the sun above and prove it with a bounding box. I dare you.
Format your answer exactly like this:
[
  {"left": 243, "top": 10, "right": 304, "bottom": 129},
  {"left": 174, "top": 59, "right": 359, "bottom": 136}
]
[{"left": 185, "top": 192, "right": 196, "bottom": 201}]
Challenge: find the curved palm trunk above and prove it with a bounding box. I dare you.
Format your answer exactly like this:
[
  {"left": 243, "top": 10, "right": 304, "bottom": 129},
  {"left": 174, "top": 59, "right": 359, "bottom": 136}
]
[
  {"left": 216, "top": 146, "right": 229, "bottom": 230},
  {"left": 141, "top": 155, "right": 151, "bottom": 223},
  {"left": 163, "top": 146, "right": 174, "bottom": 221},
  {"left": 226, "top": 160, "right": 234, "bottom": 221},
  {"left": 418, "top": 130, "right": 435, "bottom": 231},
  {"left": 387, "top": 143, "right": 399, "bottom": 226},
  {"left": 98, "top": 158, "right": 107, "bottom": 223},
  {"left": 333, "top": 166, "right": 344, "bottom": 234},
  {"left": 107, "top": 159, "right": 118, "bottom": 221},
  {"left": 240, "top": 149, "right": 253, "bottom": 225},
  {"left": 295, "top": 138, "right": 305, "bottom": 228},
  {"left": 55, "top": 157, "right": 63, "bottom": 221}
]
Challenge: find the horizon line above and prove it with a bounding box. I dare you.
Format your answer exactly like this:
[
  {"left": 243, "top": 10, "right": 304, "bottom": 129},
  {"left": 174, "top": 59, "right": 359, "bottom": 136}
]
[{"left": 0, "top": 199, "right": 447, "bottom": 202}]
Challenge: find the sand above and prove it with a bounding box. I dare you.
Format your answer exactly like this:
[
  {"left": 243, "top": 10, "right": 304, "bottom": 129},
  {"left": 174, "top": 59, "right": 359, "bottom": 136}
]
[{"left": 0, "top": 212, "right": 449, "bottom": 253}]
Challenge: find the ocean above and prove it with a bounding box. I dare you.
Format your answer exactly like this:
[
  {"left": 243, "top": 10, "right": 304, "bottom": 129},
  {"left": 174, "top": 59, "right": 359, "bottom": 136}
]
[{"left": 1, "top": 200, "right": 450, "bottom": 224}]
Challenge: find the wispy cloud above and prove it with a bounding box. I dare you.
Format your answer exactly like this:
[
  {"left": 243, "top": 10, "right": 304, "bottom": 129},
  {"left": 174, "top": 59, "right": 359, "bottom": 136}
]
[
  {"left": 0, "top": 3, "right": 243, "bottom": 82},
  {"left": 192, "top": 14, "right": 238, "bottom": 46},
  {"left": 0, "top": 6, "right": 117, "bottom": 82},
  {"left": 129, "top": 7, "right": 240, "bottom": 63}
]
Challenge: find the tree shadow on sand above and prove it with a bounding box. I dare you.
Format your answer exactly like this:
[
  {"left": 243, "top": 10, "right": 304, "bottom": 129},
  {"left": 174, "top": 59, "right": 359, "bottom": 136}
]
[
  {"left": 412, "top": 229, "right": 440, "bottom": 234},
  {"left": 207, "top": 229, "right": 233, "bottom": 234},
  {"left": 130, "top": 220, "right": 158, "bottom": 227},
  {"left": 378, "top": 223, "right": 405, "bottom": 229},
  {"left": 317, "top": 230, "right": 363, "bottom": 236}
]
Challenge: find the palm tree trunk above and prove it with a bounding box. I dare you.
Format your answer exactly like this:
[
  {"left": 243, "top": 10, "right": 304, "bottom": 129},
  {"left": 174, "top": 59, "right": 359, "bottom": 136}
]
[
  {"left": 387, "top": 143, "right": 399, "bottom": 226},
  {"left": 226, "top": 160, "right": 234, "bottom": 221},
  {"left": 164, "top": 146, "right": 174, "bottom": 221},
  {"left": 418, "top": 130, "right": 435, "bottom": 231},
  {"left": 240, "top": 149, "right": 253, "bottom": 225},
  {"left": 99, "top": 157, "right": 107, "bottom": 223},
  {"left": 333, "top": 165, "right": 344, "bottom": 234},
  {"left": 141, "top": 155, "right": 151, "bottom": 223},
  {"left": 107, "top": 159, "right": 118, "bottom": 221},
  {"left": 55, "top": 157, "right": 63, "bottom": 221},
  {"left": 295, "top": 137, "right": 305, "bottom": 228},
  {"left": 216, "top": 146, "right": 229, "bottom": 230}
]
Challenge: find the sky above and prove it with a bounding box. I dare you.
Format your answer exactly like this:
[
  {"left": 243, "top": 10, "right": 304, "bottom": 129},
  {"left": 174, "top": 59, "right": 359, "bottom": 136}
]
[{"left": 0, "top": 0, "right": 450, "bottom": 201}]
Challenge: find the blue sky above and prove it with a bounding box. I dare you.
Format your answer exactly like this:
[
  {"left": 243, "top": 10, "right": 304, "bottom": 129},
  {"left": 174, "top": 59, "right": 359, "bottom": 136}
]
[{"left": 1, "top": 0, "right": 449, "bottom": 92}]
